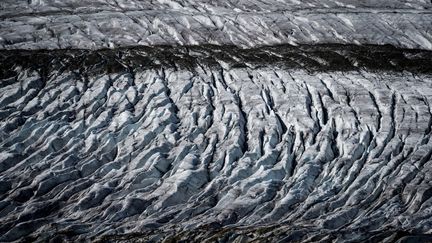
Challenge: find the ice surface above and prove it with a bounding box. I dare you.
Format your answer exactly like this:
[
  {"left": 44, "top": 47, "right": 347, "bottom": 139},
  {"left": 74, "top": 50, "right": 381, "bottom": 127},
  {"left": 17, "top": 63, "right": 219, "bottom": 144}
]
[
  {"left": 2, "top": 0, "right": 432, "bottom": 241},
  {"left": 0, "top": 0, "right": 432, "bottom": 50},
  {"left": 1, "top": 46, "right": 432, "bottom": 241}
]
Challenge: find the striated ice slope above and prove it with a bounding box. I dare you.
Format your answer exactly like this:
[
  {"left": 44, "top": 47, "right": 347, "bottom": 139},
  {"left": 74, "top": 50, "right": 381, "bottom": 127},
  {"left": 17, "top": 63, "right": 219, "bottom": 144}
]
[
  {"left": 1, "top": 46, "right": 432, "bottom": 242},
  {"left": 1, "top": 0, "right": 432, "bottom": 50}
]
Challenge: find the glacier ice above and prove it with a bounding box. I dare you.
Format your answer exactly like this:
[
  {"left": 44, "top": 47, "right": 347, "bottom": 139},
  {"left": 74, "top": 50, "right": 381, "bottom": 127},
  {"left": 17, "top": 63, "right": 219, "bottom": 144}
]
[
  {"left": 1, "top": 45, "right": 432, "bottom": 241},
  {"left": 1, "top": 0, "right": 432, "bottom": 242}
]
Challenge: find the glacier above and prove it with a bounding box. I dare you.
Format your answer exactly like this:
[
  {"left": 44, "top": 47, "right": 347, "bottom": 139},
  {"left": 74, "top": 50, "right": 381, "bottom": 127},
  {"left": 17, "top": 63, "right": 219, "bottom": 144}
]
[
  {"left": 1, "top": 1, "right": 432, "bottom": 242},
  {"left": 1, "top": 0, "right": 432, "bottom": 50}
]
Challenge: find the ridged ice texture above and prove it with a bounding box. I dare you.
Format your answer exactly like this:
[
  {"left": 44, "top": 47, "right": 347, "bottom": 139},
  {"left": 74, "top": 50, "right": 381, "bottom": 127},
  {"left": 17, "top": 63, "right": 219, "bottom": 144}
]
[
  {"left": 1, "top": 63, "right": 432, "bottom": 241},
  {"left": 1, "top": 0, "right": 432, "bottom": 50}
]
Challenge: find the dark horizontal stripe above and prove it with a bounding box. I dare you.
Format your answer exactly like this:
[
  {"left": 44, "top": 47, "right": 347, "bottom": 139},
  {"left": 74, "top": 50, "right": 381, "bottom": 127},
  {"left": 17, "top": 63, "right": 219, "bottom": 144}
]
[
  {"left": 93, "top": 227, "right": 432, "bottom": 243},
  {"left": 1, "top": 44, "right": 432, "bottom": 80}
]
